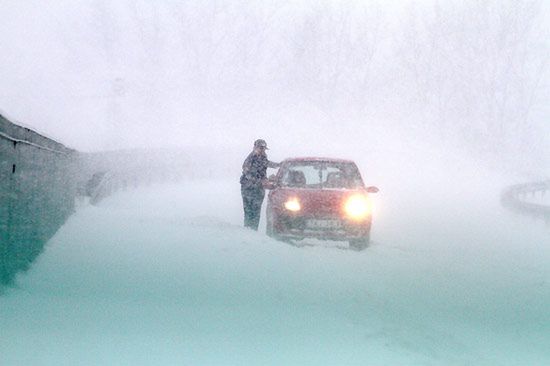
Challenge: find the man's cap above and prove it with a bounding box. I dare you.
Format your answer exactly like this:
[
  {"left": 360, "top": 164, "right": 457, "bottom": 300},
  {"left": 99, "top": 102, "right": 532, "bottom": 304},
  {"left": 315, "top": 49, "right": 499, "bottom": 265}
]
[{"left": 254, "top": 139, "right": 268, "bottom": 149}]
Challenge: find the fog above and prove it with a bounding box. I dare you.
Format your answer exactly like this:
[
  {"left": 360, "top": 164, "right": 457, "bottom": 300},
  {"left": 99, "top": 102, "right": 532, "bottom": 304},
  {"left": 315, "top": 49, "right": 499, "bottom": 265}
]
[
  {"left": 1, "top": 1, "right": 548, "bottom": 174},
  {"left": 1, "top": 1, "right": 549, "bottom": 365}
]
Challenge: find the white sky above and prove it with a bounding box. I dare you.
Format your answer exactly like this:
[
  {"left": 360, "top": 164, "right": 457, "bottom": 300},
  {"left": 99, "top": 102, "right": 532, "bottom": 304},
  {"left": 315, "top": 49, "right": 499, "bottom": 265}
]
[{"left": 0, "top": 0, "right": 548, "bottom": 173}]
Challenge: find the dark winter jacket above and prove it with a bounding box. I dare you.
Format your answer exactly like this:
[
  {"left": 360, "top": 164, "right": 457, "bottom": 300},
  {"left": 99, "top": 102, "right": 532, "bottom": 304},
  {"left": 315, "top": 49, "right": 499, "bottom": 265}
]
[{"left": 240, "top": 152, "right": 278, "bottom": 189}]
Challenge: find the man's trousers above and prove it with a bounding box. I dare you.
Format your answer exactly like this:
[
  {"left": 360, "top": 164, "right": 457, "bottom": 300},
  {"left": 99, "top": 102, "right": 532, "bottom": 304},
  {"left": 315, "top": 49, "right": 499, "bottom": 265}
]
[{"left": 241, "top": 185, "right": 265, "bottom": 231}]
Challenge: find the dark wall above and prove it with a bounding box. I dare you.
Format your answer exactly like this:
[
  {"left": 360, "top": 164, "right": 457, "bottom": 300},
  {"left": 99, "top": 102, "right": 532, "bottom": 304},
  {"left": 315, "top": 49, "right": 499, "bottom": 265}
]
[{"left": 0, "top": 114, "right": 78, "bottom": 289}]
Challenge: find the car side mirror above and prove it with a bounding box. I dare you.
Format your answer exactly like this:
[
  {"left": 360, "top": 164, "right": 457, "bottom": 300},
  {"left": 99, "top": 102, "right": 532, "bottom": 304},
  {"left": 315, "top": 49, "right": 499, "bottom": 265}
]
[
  {"left": 366, "top": 186, "right": 379, "bottom": 193},
  {"left": 264, "top": 174, "right": 278, "bottom": 190}
]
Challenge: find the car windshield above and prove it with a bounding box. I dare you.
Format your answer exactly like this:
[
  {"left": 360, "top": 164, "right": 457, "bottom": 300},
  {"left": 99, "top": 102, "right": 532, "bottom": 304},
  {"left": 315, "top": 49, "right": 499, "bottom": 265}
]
[{"left": 281, "top": 161, "right": 364, "bottom": 189}]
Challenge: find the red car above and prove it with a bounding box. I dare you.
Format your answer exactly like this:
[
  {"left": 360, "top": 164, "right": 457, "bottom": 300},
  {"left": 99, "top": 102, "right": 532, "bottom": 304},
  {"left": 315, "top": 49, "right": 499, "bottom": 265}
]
[{"left": 266, "top": 158, "right": 379, "bottom": 250}]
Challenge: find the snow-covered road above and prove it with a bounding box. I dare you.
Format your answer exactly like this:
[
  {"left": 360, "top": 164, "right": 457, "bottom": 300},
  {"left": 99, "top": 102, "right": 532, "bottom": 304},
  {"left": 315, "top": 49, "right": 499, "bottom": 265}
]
[{"left": 1, "top": 179, "right": 549, "bottom": 365}]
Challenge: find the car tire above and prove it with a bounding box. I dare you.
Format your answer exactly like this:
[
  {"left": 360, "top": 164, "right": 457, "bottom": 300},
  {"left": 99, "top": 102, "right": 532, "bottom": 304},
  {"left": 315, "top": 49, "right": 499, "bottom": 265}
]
[
  {"left": 266, "top": 217, "right": 274, "bottom": 237},
  {"left": 349, "top": 233, "right": 370, "bottom": 251},
  {"left": 266, "top": 206, "right": 275, "bottom": 238},
  {"left": 267, "top": 207, "right": 289, "bottom": 244}
]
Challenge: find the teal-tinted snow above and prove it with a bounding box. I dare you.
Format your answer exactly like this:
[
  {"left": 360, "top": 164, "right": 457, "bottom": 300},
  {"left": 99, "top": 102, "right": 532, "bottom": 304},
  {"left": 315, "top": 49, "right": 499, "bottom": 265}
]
[{"left": 1, "top": 178, "right": 548, "bottom": 365}]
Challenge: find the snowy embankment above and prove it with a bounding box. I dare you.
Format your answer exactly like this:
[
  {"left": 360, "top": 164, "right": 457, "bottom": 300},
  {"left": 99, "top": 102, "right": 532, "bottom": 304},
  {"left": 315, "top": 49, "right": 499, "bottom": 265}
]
[{"left": 1, "top": 171, "right": 549, "bottom": 365}]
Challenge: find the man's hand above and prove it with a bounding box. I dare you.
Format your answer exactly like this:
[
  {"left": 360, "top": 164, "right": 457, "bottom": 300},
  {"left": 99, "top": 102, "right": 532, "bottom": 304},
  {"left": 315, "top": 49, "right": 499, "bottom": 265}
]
[{"left": 262, "top": 179, "right": 276, "bottom": 190}]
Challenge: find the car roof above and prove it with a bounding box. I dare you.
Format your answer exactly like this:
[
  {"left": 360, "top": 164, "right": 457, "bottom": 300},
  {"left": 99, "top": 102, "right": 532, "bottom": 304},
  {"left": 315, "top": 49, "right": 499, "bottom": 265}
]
[{"left": 282, "top": 157, "right": 356, "bottom": 164}]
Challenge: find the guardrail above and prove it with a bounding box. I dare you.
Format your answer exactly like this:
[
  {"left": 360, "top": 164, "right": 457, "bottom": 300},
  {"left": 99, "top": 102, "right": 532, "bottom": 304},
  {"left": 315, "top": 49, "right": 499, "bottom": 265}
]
[
  {"left": 86, "top": 169, "right": 185, "bottom": 205},
  {"left": 80, "top": 147, "right": 240, "bottom": 205},
  {"left": 0, "top": 131, "right": 71, "bottom": 155},
  {"left": 501, "top": 180, "right": 550, "bottom": 220}
]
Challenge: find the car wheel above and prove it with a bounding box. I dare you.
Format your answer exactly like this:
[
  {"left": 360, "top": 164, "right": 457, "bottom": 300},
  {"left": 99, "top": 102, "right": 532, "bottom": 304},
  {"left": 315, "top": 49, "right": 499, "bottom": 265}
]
[
  {"left": 266, "top": 217, "right": 274, "bottom": 237},
  {"left": 266, "top": 206, "right": 276, "bottom": 238},
  {"left": 267, "top": 207, "right": 291, "bottom": 244},
  {"left": 349, "top": 233, "right": 370, "bottom": 251}
]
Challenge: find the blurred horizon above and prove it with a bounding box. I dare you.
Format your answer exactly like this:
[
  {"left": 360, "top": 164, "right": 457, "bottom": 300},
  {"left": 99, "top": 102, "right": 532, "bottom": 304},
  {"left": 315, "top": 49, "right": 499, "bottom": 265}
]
[{"left": 0, "top": 0, "right": 548, "bottom": 176}]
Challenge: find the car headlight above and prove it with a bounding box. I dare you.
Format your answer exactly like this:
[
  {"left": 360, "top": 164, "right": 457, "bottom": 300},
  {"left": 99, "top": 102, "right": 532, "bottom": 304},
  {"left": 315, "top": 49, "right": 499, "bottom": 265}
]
[
  {"left": 284, "top": 198, "right": 301, "bottom": 212},
  {"left": 344, "top": 194, "right": 371, "bottom": 220}
]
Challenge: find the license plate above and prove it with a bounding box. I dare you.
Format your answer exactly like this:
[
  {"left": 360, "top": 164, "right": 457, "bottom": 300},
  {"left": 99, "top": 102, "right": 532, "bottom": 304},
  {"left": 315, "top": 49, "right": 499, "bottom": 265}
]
[{"left": 306, "top": 219, "right": 342, "bottom": 229}]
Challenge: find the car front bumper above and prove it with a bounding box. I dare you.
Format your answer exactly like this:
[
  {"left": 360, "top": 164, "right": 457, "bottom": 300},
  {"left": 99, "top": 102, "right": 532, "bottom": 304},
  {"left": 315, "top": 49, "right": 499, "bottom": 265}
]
[{"left": 274, "top": 215, "right": 371, "bottom": 241}]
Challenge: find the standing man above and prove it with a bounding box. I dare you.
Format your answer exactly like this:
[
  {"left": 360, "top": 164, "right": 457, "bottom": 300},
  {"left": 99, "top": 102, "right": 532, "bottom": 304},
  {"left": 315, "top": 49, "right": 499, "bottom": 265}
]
[{"left": 240, "top": 139, "right": 280, "bottom": 230}]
